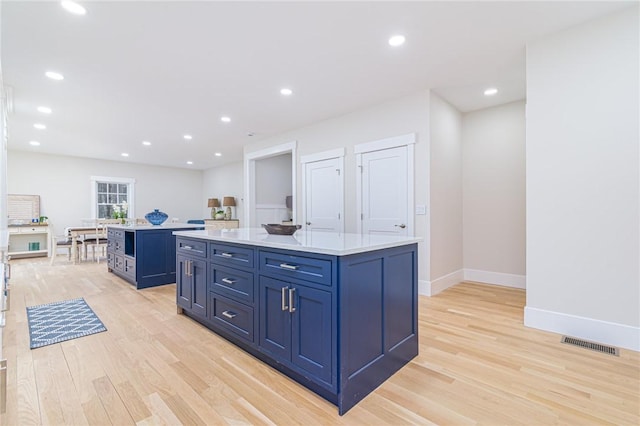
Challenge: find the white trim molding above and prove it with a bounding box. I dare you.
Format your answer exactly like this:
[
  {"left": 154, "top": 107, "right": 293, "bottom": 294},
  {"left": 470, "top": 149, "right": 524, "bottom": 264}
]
[
  {"left": 524, "top": 306, "right": 640, "bottom": 352},
  {"left": 464, "top": 269, "right": 526, "bottom": 289},
  {"left": 300, "top": 148, "right": 345, "bottom": 164},
  {"left": 420, "top": 269, "right": 463, "bottom": 296},
  {"left": 354, "top": 132, "right": 416, "bottom": 154}
]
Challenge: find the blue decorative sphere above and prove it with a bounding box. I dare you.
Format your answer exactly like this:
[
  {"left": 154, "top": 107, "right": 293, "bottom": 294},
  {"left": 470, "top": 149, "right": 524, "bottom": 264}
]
[{"left": 145, "top": 209, "right": 168, "bottom": 225}]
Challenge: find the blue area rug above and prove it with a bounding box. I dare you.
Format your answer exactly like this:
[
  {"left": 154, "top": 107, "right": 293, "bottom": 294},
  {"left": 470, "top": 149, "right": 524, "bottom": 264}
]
[{"left": 26, "top": 298, "right": 107, "bottom": 349}]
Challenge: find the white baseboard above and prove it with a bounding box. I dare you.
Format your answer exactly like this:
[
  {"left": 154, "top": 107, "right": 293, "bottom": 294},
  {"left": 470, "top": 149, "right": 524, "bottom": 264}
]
[
  {"left": 420, "top": 269, "right": 463, "bottom": 296},
  {"left": 464, "top": 269, "right": 526, "bottom": 289},
  {"left": 524, "top": 306, "right": 639, "bottom": 352}
]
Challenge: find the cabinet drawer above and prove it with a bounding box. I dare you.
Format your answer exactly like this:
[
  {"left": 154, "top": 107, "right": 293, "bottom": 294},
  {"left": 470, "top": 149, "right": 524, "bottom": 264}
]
[
  {"left": 209, "top": 293, "right": 254, "bottom": 343},
  {"left": 259, "top": 250, "right": 332, "bottom": 286},
  {"left": 108, "top": 228, "right": 124, "bottom": 239},
  {"left": 20, "top": 227, "right": 47, "bottom": 234},
  {"left": 210, "top": 264, "right": 254, "bottom": 304},
  {"left": 211, "top": 243, "right": 254, "bottom": 269},
  {"left": 107, "top": 252, "right": 115, "bottom": 269},
  {"left": 177, "top": 238, "right": 207, "bottom": 258},
  {"left": 114, "top": 254, "right": 124, "bottom": 272}
]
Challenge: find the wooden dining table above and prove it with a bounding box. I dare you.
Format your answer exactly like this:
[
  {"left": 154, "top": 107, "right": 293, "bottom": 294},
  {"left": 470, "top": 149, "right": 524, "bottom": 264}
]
[{"left": 67, "top": 226, "right": 102, "bottom": 264}]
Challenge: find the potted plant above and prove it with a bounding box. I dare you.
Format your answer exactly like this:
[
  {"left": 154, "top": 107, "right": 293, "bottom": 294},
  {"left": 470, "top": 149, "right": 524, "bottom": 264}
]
[{"left": 215, "top": 209, "right": 225, "bottom": 220}]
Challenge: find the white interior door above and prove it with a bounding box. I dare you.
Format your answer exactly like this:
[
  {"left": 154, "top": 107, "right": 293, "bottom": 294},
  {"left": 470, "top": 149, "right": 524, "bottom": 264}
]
[
  {"left": 304, "top": 157, "right": 343, "bottom": 232},
  {"left": 360, "top": 146, "right": 409, "bottom": 236}
]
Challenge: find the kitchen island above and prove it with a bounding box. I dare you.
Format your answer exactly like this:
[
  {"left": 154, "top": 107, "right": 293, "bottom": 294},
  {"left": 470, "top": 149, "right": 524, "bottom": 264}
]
[
  {"left": 172, "top": 228, "right": 419, "bottom": 414},
  {"left": 107, "top": 223, "right": 204, "bottom": 289}
]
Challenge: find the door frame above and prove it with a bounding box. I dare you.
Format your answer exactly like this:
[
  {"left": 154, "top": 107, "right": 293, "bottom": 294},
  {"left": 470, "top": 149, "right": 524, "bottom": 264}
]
[
  {"left": 244, "top": 141, "right": 297, "bottom": 228},
  {"left": 355, "top": 133, "right": 415, "bottom": 235},
  {"left": 301, "top": 148, "right": 345, "bottom": 234}
]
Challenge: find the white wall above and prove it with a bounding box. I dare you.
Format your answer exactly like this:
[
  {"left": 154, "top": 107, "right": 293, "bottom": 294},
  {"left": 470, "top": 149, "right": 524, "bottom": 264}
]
[
  {"left": 525, "top": 8, "right": 639, "bottom": 350},
  {"left": 203, "top": 161, "right": 244, "bottom": 221},
  {"left": 7, "top": 150, "right": 203, "bottom": 233},
  {"left": 462, "top": 101, "right": 526, "bottom": 288},
  {"left": 428, "top": 93, "right": 463, "bottom": 293},
  {"left": 255, "top": 153, "right": 292, "bottom": 206},
  {"left": 244, "top": 91, "right": 431, "bottom": 282}
]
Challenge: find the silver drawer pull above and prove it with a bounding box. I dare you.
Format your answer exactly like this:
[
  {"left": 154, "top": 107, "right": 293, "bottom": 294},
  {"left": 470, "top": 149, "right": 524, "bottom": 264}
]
[
  {"left": 221, "top": 278, "right": 236, "bottom": 285},
  {"left": 279, "top": 263, "right": 299, "bottom": 270},
  {"left": 222, "top": 310, "right": 237, "bottom": 319},
  {"left": 221, "top": 252, "right": 233, "bottom": 258},
  {"left": 182, "top": 245, "right": 192, "bottom": 250}
]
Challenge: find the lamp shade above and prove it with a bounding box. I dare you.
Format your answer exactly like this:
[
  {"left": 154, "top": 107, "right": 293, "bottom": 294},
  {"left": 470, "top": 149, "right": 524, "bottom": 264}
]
[
  {"left": 208, "top": 198, "right": 220, "bottom": 208},
  {"left": 222, "top": 196, "right": 236, "bottom": 207}
]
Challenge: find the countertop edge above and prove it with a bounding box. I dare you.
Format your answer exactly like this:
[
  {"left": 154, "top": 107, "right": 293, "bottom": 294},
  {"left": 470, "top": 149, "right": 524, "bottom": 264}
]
[{"left": 172, "top": 229, "right": 421, "bottom": 256}]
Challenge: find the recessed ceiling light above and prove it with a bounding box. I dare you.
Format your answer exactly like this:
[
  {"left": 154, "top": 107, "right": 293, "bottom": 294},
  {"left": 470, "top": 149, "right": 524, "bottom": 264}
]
[
  {"left": 484, "top": 87, "right": 498, "bottom": 96},
  {"left": 280, "top": 88, "right": 293, "bottom": 96},
  {"left": 121, "top": 153, "right": 129, "bottom": 157},
  {"left": 183, "top": 134, "right": 192, "bottom": 140},
  {"left": 142, "top": 141, "right": 151, "bottom": 146},
  {"left": 388, "top": 35, "right": 406, "bottom": 47},
  {"left": 61, "top": 1, "right": 86, "bottom": 15},
  {"left": 45, "top": 71, "right": 64, "bottom": 81},
  {"left": 29, "top": 141, "right": 40, "bottom": 146},
  {"left": 214, "top": 152, "right": 222, "bottom": 157},
  {"left": 33, "top": 123, "right": 46, "bottom": 130},
  {"left": 220, "top": 116, "right": 231, "bottom": 123},
  {"left": 187, "top": 161, "right": 193, "bottom": 165},
  {"left": 37, "top": 106, "right": 52, "bottom": 114}
]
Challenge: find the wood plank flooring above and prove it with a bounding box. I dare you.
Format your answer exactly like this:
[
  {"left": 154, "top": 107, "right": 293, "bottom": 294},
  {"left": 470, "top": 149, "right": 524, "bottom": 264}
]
[{"left": 1, "top": 257, "right": 638, "bottom": 425}]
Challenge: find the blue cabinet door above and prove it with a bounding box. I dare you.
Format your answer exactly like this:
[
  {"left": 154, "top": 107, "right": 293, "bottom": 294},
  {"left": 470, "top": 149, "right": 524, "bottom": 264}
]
[
  {"left": 191, "top": 257, "right": 207, "bottom": 318},
  {"left": 291, "top": 284, "right": 332, "bottom": 384},
  {"left": 177, "top": 254, "right": 191, "bottom": 310},
  {"left": 259, "top": 276, "right": 290, "bottom": 360}
]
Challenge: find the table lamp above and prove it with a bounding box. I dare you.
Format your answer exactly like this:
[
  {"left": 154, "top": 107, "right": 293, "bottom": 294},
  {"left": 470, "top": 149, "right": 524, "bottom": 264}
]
[
  {"left": 208, "top": 198, "right": 220, "bottom": 219},
  {"left": 222, "top": 196, "right": 236, "bottom": 220}
]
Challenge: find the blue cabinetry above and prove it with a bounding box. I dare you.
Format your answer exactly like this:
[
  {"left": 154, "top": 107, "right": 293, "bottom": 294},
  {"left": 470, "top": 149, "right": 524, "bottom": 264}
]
[
  {"left": 107, "top": 225, "right": 201, "bottom": 289},
  {"left": 175, "top": 236, "right": 417, "bottom": 415}
]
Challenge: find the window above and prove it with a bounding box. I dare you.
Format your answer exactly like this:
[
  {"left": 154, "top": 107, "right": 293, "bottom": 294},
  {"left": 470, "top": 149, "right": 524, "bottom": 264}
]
[{"left": 91, "top": 176, "right": 135, "bottom": 219}]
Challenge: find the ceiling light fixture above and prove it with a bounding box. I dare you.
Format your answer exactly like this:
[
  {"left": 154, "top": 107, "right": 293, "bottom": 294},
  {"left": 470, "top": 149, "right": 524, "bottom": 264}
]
[
  {"left": 121, "top": 153, "right": 129, "bottom": 157},
  {"left": 388, "top": 35, "right": 406, "bottom": 47},
  {"left": 484, "top": 87, "right": 498, "bottom": 96},
  {"left": 142, "top": 141, "right": 151, "bottom": 146},
  {"left": 220, "top": 116, "right": 231, "bottom": 123},
  {"left": 187, "top": 161, "right": 193, "bottom": 165},
  {"left": 33, "top": 123, "right": 46, "bottom": 130},
  {"left": 37, "top": 106, "right": 52, "bottom": 114},
  {"left": 214, "top": 152, "right": 222, "bottom": 157},
  {"left": 183, "top": 134, "right": 192, "bottom": 140},
  {"left": 61, "top": 1, "right": 87, "bottom": 15},
  {"left": 280, "top": 88, "right": 293, "bottom": 96},
  {"left": 29, "top": 141, "right": 40, "bottom": 146},
  {"left": 45, "top": 71, "right": 64, "bottom": 81}
]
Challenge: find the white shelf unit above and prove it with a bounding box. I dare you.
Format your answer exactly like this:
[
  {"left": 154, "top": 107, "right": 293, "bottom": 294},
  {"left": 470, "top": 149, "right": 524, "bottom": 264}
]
[{"left": 7, "top": 225, "right": 51, "bottom": 258}]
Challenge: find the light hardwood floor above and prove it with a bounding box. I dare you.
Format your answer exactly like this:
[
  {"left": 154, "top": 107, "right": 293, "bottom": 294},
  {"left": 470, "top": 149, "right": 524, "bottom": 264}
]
[{"left": 1, "top": 257, "right": 638, "bottom": 425}]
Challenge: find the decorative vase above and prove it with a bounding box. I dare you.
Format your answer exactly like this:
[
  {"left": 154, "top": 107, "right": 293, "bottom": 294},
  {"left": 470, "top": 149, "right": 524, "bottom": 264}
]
[{"left": 145, "top": 209, "right": 168, "bottom": 225}]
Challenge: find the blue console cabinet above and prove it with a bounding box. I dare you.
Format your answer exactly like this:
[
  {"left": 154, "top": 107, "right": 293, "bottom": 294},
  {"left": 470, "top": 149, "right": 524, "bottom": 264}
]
[
  {"left": 107, "top": 225, "right": 202, "bottom": 289},
  {"left": 175, "top": 236, "right": 418, "bottom": 415}
]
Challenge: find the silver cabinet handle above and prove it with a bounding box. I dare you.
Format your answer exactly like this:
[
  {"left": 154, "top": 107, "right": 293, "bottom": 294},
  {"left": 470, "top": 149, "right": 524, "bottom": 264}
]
[
  {"left": 289, "top": 288, "right": 296, "bottom": 313},
  {"left": 279, "top": 263, "right": 298, "bottom": 270},
  {"left": 182, "top": 245, "right": 192, "bottom": 250},
  {"left": 306, "top": 222, "right": 311, "bottom": 225},
  {"left": 222, "top": 310, "right": 237, "bottom": 319},
  {"left": 281, "top": 286, "right": 289, "bottom": 311},
  {"left": 221, "top": 252, "right": 233, "bottom": 258},
  {"left": 221, "top": 278, "right": 236, "bottom": 285},
  {"left": 394, "top": 224, "right": 407, "bottom": 229},
  {"left": 185, "top": 260, "right": 192, "bottom": 277}
]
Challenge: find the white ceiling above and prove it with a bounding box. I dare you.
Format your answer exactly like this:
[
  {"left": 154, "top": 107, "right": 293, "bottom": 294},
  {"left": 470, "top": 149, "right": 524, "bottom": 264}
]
[{"left": 1, "top": 1, "right": 633, "bottom": 170}]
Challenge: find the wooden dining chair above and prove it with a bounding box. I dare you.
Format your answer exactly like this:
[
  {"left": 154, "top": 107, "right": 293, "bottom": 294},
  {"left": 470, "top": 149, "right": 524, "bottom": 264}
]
[
  {"left": 84, "top": 219, "right": 120, "bottom": 262},
  {"left": 50, "top": 225, "right": 83, "bottom": 265}
]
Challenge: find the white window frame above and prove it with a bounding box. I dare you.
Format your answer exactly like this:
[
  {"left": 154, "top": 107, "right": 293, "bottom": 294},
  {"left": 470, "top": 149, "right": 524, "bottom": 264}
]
[{"left": 90, "top": 176, "right": 136, "bottom": 219}]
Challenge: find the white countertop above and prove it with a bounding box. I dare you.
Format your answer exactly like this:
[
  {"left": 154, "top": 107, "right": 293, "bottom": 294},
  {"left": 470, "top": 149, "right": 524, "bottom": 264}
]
[
  {"left": 109, "top": 223, "right": 204, "bottom": 231},
  {"left": 173, "top": 228, "right": 420, "bottom": 256}
]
